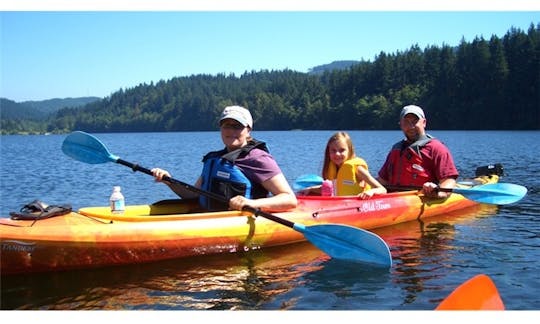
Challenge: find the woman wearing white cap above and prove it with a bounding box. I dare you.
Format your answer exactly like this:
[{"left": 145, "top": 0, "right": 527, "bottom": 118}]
[
  {"left": 152, "top": 105, "right": 297, "bottom": 212},
  {"left": 377, "top": 105, "right": 459, "bottom": 198}
]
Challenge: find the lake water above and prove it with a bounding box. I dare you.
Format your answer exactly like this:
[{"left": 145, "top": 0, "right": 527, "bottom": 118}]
[{"left": 1, "top": 130, "right": 539, "bottom": 312}]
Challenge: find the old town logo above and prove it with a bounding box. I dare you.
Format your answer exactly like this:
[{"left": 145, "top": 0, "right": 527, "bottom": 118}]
[{"left": 2, "top": 240, "right": 36, "bottom": 253}]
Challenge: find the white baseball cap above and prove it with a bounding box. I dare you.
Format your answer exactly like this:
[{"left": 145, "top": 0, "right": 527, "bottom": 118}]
[
  {"left": 219, "top": 105, "right": 253, "bottom": 128},
  {"left": 400, "top": 105, "right": 425, "bottom": 119}
]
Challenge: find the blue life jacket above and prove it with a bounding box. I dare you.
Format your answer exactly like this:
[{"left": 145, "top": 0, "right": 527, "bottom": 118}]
[{"left": 199, "top": 140, "right": 269, "bottom": 211}]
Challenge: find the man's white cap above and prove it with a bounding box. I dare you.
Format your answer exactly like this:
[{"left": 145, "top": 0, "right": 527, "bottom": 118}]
[
  {"left": 219, "top": 105, "right": 253, "bottom": 128},
  {"left": 400, "top": 105, "right": 425, "bottom": 119}
]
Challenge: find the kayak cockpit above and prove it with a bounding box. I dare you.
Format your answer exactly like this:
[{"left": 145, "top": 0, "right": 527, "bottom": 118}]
[{"left": 78, "top": 198, "right": 248, "bottom": 222}]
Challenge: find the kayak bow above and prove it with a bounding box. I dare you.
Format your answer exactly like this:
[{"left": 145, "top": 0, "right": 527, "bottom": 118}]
[{"left": 436, "top": 274, "right": 505, "bottom": 310}]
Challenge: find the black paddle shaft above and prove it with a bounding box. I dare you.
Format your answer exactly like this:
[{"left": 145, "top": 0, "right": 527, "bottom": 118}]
[
  {"left": 116, "top": 158, "right": 295, "bottom": 229},
  {"left": 385, "top": 184, "right": 453, "bottom": 192},
  {"left": 116, "top": 158, "right": 225, "bottom": 202}
]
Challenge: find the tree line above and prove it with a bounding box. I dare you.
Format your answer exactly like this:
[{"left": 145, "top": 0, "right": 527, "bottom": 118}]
[{"left": 2, "top": 23, "right": 538, "bottom": 134}]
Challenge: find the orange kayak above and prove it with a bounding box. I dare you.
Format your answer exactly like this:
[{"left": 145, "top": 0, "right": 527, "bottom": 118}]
[
  {"left": 1, "top": 175, "right": 498, "bottom": 275},
  {"left": 436, "top": 274, "right": 505, "bottom": 310}
]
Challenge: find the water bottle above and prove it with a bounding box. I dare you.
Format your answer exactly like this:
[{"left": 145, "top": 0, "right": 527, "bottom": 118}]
[
  {"left": 110, "top": 186, "right": 125, "bottom": 214},
  {"left": 321, "top": 180, "right": 334, "bottom": 196}
]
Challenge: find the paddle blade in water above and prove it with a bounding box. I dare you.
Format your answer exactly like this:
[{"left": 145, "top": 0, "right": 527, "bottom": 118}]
[
  {"left": 453, "top": 183, "right": 527, "bottom": 205},
  {"left": 293, "top": 223, "right": 392, "bottom": 268},
  {"left": 62, "top": 131, "right": 119, "bottom": 164}
]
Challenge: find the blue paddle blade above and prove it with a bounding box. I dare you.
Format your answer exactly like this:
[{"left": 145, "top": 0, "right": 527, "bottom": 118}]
[
  {"left": 293, "top": 223, "right": 392, "bottom": 268},
  {"left": 62, "top": 131, "right": 119, "bottom": 164},
  {"left": 453, "top": 183, "right": 527, "bottom": 205},
  {"left": 293, "top": 174, "right": 324, "bottom": 191}
]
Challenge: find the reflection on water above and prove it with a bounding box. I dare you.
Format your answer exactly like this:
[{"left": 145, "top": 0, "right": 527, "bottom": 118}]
[
  {"left": 2, "top": 241, "right": 326, "bottom": 310},
  {"left": 374, "top": 203, "right": 500, "bottom": 308}
]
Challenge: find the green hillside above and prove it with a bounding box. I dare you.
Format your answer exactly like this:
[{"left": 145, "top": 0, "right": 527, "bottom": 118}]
[{"left": 2, "top": 23, "right": 538, "bottom": 134}]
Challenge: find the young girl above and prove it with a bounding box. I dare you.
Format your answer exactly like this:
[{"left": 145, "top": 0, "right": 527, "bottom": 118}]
[{"left": 320, "top": 131, "right": 387, "bottom": 199}]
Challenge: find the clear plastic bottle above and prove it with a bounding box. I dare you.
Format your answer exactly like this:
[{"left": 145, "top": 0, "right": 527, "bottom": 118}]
[
  {"left": 110, "top": 186, "right": 125, "bottom": 214},
  {"left": 321, "top": 179, "right": 334, "bottom": 196}
]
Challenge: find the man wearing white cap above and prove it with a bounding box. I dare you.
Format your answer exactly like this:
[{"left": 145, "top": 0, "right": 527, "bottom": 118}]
[
  {"left": 377, "top": 105, "right": 459, "bottom": 198},
  {"left": 152, "top": 105, "right": 297, "bottom": 212}
]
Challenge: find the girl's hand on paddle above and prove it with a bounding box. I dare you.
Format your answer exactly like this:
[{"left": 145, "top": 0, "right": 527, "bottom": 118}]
[
  {"left": 358, "top": 190, "right": 374, "bottom": 200},
  {"left": 151, "top": 168, "right": 171, "bottom": 183}
]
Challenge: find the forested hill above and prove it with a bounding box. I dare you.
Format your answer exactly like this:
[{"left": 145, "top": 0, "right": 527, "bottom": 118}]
[
  {"left": 308, "top": 60, "right": 360, "bottom": 75},
  {"left": 2, "top": 24, "right": 539, "bottom": 134},
  {"left": 19, "top": 97, "right": 101, "bottom": 116},
  {"left": 1, "top": 97, "right": 100, "bottom": 120}
]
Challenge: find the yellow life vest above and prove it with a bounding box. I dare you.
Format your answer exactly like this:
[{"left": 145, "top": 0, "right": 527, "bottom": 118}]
[{"left": 326, "top": 157, "right": 371, "bottom": 196}]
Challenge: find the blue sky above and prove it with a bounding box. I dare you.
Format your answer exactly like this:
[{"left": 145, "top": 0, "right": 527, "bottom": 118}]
[{"left": 1, "top": 3, "right": 539, "bottom": 102}]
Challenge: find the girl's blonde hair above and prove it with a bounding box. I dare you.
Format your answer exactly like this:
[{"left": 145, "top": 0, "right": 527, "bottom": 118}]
[{"left": 322, "top": 131, "right": 356, "bottom": 179}]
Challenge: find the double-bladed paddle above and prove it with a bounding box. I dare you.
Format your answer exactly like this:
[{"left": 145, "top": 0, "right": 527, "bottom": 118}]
[
  {"left": 293, "top": 174, "right": 527, "bottom": 205},
  {"left": 62, "top": 131, "right": 392, "bottom": 268},
  {"left": 385, "top": 183, "right": 527, "bottom": 205}
]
